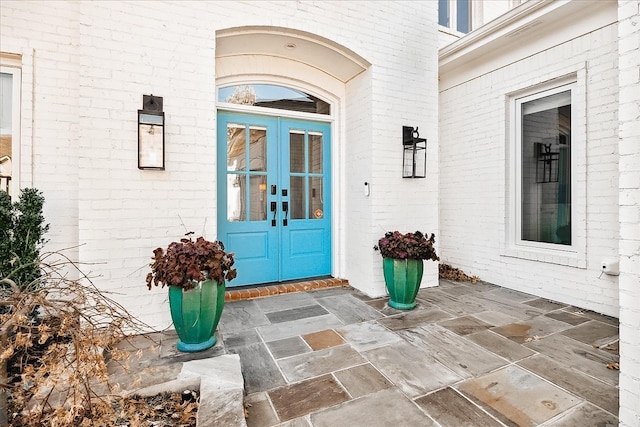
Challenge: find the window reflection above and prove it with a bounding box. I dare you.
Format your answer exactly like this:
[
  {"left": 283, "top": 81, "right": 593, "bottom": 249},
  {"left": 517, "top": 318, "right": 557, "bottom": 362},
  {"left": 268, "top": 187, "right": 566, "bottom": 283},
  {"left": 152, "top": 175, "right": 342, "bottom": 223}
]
[
  {"left": 227, "top": 124, "right": 268, "bottom": 222},
  {"left": 0, "top": 72, "right": 13, "bottom": 195},
  {"left": 219, "top": 84, "right": 330, "bottom": 115},
  {"left": 521, "top": 91, "right": 571, "bottom": 245}
]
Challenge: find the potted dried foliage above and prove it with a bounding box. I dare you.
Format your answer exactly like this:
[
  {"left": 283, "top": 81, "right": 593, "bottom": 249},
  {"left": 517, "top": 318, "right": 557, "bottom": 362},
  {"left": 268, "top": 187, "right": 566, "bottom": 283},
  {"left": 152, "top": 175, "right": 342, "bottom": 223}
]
[
  {"left": 374, "top": 231, "right": 439, "bottom": 310},
  {"left": 146, "top": 234, "right": 236, "bottom": 352}
]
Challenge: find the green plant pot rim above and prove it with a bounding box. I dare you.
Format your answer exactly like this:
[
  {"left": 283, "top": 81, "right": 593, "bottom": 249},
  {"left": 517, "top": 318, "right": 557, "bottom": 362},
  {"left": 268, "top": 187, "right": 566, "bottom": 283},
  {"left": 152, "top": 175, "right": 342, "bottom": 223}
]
[
  {"left": 176, "top": 335, "right": 217, "bottom": 352},
  {"left": 388, "top": 300, "right": 417, "bottom": 310}
]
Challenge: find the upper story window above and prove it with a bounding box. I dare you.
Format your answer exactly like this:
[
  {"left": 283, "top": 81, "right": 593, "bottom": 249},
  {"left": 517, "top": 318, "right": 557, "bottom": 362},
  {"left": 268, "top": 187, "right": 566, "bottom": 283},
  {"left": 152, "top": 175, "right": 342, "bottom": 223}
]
[
  {"left": 218, "top": 84, "right": 330, "bottom": 115},
  {"left": 439, "top": 0, "right": 471, "bottom": 34}
]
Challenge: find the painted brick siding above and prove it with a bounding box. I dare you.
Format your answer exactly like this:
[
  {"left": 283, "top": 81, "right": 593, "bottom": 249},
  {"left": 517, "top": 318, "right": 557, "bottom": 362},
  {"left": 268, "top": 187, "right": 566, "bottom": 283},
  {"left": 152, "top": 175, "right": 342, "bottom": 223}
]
[
  {"left": 0, "top": 1, "right": 80, "bottom": 261},
  {"left": 2, "top": 1, "right": 440, "bottom": 328},
  {"left": 439, "top": 22, "right": 620, "bottom": 317},
  {"left": 618, "top": 1, "right": 640, "bottom": 425}
]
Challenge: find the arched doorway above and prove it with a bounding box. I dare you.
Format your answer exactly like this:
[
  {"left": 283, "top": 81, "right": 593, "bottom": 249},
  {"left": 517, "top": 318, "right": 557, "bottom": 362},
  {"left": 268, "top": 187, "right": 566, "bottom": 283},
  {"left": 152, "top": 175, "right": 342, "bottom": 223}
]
[{"left": 215, "top": 27, "right": 370, "bottom": 287}]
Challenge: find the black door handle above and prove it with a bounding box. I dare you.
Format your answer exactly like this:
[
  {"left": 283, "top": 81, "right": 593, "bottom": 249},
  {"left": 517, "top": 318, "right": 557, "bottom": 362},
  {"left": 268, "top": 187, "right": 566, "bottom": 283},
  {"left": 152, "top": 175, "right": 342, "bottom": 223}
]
[
  {"left": 282, "top": 201, "right": 289, "bottom": 226},
  {"left": 271, "top": 202, "right": 277, "bottom": 226}
]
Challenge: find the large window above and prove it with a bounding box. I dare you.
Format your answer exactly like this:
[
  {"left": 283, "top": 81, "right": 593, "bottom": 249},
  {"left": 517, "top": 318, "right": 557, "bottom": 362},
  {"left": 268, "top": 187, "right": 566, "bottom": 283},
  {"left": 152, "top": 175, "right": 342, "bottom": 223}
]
[
  {"left": 0, "top": 65, "right": 21, "bottom": 198},
  {"left": 515, "top": 85, "right": 573, "bottom": 248}
]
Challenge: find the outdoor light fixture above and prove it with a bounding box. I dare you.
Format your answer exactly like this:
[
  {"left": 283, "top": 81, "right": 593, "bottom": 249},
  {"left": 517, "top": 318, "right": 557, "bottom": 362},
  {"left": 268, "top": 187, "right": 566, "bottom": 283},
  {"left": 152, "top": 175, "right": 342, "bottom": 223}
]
[
  {"left": 402, "top": 126, "right": 427, "bottom": 178},
  {"left": 138, "top": 95, "right": 165, "bottom": 170}
]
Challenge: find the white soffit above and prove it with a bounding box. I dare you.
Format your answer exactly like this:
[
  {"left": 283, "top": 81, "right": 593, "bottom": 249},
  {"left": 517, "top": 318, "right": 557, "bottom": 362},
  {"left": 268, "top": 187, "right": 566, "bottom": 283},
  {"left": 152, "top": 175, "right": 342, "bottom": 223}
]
[
  {"left": 438, "top": 0, "right": 618, "bottom": 90},
  {"left": 216, "top": 27, "right": 370, "bottom": 83}
]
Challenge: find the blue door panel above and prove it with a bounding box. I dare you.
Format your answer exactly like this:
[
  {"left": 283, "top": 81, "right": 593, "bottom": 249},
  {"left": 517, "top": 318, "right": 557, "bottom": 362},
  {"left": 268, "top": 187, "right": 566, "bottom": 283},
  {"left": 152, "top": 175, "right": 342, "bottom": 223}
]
[
  {"left": 279, "top": 118, "right": 331, "bottom": 282},
  {"left": 289, "top": 228, "right": 326, "bottom": 255},
  {"left": 227, "top": 232, "right": 269, "bottom": 259}
]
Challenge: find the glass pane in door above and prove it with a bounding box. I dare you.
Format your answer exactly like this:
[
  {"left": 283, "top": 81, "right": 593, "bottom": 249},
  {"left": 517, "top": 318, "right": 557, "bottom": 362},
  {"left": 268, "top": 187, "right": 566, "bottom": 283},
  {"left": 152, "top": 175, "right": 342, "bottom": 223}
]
[
  {"left": 227, "top": 174, "right": 246, "bottom": 221},
  {"left": 249, "top": 175, "right": 267, "bottom": 221},
  {"left": 290, "top": 176, "right": 305, "bottom": 219},
  {"left": 227, "top": 124, "right": 246, "bottom": 171},
  {"left": 309, "top": 132, "right": 323, "bottom": 173},
  {"left": 249, "top": 127, "right": 267, "bottom": 171},
  {"left": 290, "top": 131, "right": 305, "bottom": 173},
  {"left": 309, "top": 177, "right": 323, "bottom": 219}
]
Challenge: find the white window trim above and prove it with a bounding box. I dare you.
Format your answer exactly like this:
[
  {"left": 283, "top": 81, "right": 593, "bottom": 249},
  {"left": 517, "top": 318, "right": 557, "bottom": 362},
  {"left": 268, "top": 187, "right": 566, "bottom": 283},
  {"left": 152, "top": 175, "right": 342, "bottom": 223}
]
[
  {"left": 504, "top": 75, "right": 587, "bottom": 268},
  {"left": 0, "top": 65, "right": 21, "bottom": 199}
]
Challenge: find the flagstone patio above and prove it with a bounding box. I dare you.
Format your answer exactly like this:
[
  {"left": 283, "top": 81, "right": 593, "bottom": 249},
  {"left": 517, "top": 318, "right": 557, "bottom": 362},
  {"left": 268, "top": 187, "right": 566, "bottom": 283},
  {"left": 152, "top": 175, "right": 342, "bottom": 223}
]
[{"left": 111, "top": 279, "right": 620, "bottom": 426}]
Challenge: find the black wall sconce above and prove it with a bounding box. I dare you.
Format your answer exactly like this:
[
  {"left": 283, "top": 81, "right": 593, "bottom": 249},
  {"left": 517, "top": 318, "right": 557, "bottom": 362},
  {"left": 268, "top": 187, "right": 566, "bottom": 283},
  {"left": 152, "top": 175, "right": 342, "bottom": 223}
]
[
  {"left": 402, "top": 126, "right": 427, "bottom": 178},
  {"left": 138, "top": 95, "right": 164, "bottom": 170}
]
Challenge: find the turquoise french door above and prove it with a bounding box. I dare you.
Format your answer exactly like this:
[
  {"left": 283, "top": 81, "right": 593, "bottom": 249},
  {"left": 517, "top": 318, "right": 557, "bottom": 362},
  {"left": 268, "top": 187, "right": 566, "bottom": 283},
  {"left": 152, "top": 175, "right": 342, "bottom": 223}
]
[{"left": 217, "top": 112, "right": 331, "bottom": 287}]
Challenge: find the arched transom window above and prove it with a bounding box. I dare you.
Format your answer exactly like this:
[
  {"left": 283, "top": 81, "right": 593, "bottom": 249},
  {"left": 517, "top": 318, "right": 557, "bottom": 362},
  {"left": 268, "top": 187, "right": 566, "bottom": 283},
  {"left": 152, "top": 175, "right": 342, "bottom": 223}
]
[{"left": 218, "top": 84, "right": 330, "bottom": 115}]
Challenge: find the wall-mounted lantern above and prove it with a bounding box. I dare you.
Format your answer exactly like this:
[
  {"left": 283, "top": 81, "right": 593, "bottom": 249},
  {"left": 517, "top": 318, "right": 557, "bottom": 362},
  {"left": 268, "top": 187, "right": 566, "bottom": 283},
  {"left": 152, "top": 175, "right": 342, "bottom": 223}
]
[
  {"left": 138, "top": 95, "right": 164, "bottom": 170},
  {"left": 402, "top": 126, "right": 427, "bottom": 178}
]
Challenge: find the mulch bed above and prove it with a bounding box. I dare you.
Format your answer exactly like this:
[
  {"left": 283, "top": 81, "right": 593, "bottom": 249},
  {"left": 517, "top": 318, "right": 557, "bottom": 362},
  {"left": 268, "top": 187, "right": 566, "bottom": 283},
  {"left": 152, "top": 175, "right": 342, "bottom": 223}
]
[{"left": 8, "top": 391, "right": 199, "bottom": 427}]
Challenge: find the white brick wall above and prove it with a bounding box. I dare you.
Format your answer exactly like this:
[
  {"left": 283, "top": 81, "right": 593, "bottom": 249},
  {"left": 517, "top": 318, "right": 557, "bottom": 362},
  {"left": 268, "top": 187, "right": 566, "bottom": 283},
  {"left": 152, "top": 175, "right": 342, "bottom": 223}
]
[
  {"left": 2, "top": 1, "right": 440, "bottom": 327},
  {"left": 617, "top": 1, "right": 640, "bottom": 425},
  {"left": 0, "top": 1, "right": 80, "bottom": 262},
  {"left": 439, "top": 8, "right": 621, "bottom": 317}
]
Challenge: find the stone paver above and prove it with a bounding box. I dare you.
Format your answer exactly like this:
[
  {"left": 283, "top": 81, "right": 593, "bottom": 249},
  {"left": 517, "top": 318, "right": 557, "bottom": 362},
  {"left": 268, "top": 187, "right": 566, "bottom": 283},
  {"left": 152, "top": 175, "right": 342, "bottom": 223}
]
[
  {"left": 467, "top": 329, "right": 536, "bottom": 362},
  {"left": 266, "top": 336, "right": 311, "bottom": 359},
  {"left": 525, "top": 333, "right": 619, "bottom": 386},
  {"left": 256, "top": 292, "right": 318, "bottom": 313},
  {"left": 265, "top": 304, "right": 329, "bottom": 323},
  {"left": 491, "top": 315, "right": 573, "bottom": 343},
  {"left": 332, "top": 363, "right": 393, "bottom": 398},
  {"left": 277, "top": 344, "right": 365, "bottom": 383},
  {"left": 545, "top": 310, "right": 591, "bottom": 326},
  {"left": 336, "top": 320, "right": 404, "bottom": 352},
  {"left": 560, "top": 319, "right": 619, "bottom": 347},
  {"left": 310, "top": 389, "right": 436, "bottom": 427},
  {"left": 439, "top": 314, "right": 493, "bottom": 335},
  {"left": 457, "top": 365, "right": 581, "bottom": 426},
  {"left": 315, "top": 294, "right": 384, "bottom": 324},
  {"left": 233, "top": 342, "right": 286, "bottom": 393},
  {"left": 399, "top": 324, "right": 508, "bottom": 378},
  {"left": 245, "top": 392, "right": 279, "bottom": 427},
  {"left": 268, "top": 374, "right": 350, "bottom": 422},
  {"left": 363, "top": 340, "right": 462, "bottom": 397},
  {"left": 523, "top": 298, "right": 568, "bottom": 311},
  {"left": 257, "top": 313, "right": 343, "bottom": 341},
  {"left": 302, "top": 329, "right": 344, "bottom": 350},
  {"left": 376, "top": 306, "right": 453, "bottom": 330},
  {"left": 518, "top": 354, "right": 619, "bottom": 414},
  {"left": 547, "top": 403, "right": 619, "bottom": 426},
  {"left": 414, "top": 387, "right": 503, "bottom": 427},
  {"left": 220, "top": 300, "right": 271, "bottom": 334}
]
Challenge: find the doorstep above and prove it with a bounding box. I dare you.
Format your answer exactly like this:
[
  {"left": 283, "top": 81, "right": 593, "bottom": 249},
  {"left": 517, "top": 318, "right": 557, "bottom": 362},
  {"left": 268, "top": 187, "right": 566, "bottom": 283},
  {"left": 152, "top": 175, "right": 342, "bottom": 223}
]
[{"left": 224, "top": 277, "right": 349, "bottom": 302}]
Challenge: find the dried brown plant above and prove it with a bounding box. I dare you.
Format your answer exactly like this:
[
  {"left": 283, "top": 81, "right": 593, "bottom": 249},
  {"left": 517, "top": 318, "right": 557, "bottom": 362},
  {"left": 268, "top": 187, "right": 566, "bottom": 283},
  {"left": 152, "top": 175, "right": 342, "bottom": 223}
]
[
  {"left": 438, "top": 263, "right": 480, "bottom": 283},
  {"left": 1, "top": 250, "right": 151, "bottom": 426}
]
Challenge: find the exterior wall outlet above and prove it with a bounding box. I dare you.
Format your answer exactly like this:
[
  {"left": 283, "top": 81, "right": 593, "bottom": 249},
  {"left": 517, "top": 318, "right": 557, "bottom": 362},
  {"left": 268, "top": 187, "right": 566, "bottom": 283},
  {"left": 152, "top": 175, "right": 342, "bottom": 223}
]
[{"left": 601, "top": 258, "right": 620, "bottom": 276}]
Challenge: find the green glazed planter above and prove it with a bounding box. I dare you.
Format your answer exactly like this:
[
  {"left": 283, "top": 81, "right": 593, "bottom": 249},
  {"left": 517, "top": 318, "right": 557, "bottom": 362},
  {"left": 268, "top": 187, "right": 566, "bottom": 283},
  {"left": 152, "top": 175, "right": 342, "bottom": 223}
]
[
  {"left": 168, "top": 279, "right": 225, "bottom": 352},
  {"left": 382, "top": 258, "right": 424, "bottom": 310}
]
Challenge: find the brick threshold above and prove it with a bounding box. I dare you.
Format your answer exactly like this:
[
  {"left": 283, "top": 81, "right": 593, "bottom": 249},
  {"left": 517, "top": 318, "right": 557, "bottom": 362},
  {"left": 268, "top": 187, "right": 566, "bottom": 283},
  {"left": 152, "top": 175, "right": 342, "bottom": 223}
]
[{"left": 224, "top": 277, "right": 349, "bottom": 302}]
